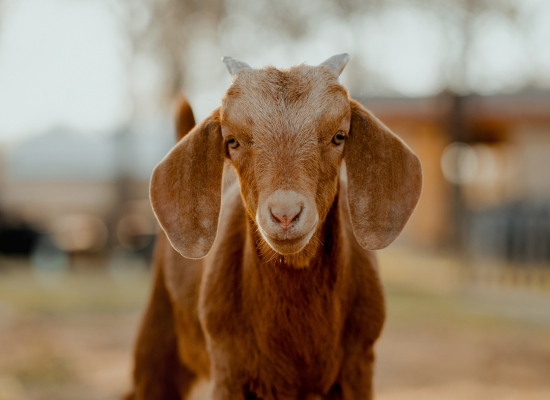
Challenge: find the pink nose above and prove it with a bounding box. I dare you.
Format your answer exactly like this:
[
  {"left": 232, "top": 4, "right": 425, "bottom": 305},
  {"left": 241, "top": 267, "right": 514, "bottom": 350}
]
[{"left": 270, "top": 206, "right": 302, "bottom": 229}]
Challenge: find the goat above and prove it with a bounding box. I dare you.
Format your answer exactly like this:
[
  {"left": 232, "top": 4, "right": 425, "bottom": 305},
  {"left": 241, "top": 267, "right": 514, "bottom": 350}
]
[{"left": 125, "top": 54, "right": 422, "bottom": 400}]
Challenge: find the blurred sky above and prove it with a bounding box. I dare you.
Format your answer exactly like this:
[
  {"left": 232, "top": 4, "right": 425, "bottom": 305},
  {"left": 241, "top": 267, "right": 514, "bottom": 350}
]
[
  {"left": 0, "top": 0, "right": 549, "bottom": 143},
  {"left": 0, "top": 0, "right": 128, "bottom": 141}
]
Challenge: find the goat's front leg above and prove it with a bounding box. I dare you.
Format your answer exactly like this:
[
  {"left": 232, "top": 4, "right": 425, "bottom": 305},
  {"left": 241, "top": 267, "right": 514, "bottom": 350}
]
[
  {"left": 126, "top": 264, "right": 196, "bottom": 400},
  {"left": 325, "top": 347, "right": 375, "bottom": 400}
]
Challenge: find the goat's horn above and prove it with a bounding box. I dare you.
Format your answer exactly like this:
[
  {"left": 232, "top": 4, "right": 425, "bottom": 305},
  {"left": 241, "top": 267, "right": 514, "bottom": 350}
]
[
  {"left": 222, "top": 56, "right": 252, "bottom": 76},
  {"left": 319, "top": 53, "right": 350, "bottom": 77}
]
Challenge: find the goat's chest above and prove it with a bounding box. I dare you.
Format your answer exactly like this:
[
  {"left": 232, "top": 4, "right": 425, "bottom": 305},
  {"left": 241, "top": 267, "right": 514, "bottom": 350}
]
[
  {"left": 200, "top": 254, "right": 347, "bottom": 395},
  {"left": 248, "top": 288, "right": 345, "bottom": 393}
]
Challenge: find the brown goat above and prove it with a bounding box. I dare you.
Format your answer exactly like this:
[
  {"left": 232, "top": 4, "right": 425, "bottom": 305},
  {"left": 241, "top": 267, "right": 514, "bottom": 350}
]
[{"left": 125, "top": 54, "right": 422, "bottom": 400}]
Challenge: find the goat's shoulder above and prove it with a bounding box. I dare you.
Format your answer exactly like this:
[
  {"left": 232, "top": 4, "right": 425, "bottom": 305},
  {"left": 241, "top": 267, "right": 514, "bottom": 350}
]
[
  {"left": 198, "top": 178, "right": 248, "bottom": 323},
  {"left": 156, "top": 228, "right": 204, "bottom": 311},
  {"left": 161, "top": 178, "right": 246, "bottom": 305},
  {"left": 338, "top": 176, "right": 386, "bottom": 342},
  {"left": 216, "top": 177, "right": 248, "bottom": 248}
]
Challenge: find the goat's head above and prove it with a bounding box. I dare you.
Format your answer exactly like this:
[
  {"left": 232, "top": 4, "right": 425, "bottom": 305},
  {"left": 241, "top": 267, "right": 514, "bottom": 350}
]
[
  {"left": 150, "top": 54, "right": 422, "bottom": 260},
  {"left": 219, "top": 56, "right": 351, "bottom": 255}
]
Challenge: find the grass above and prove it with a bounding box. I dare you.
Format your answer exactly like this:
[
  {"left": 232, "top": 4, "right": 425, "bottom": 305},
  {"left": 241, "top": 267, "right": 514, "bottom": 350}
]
[{"left": 0, "top": 265, "right": 151, "bottom": 315}]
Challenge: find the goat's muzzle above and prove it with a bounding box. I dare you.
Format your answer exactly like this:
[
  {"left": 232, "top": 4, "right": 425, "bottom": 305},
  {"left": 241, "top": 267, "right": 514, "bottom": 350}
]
[{"left": 256, "top": 189, "right": 319, "bottom": 255}]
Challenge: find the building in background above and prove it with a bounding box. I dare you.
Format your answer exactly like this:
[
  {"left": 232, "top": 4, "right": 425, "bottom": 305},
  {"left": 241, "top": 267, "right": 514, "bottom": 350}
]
[
  {"left": 0, "top": 119, "right": 175, "bottom": 259},
  {"left": 364, "top": 89, "right": 550, "bottom": 262}
]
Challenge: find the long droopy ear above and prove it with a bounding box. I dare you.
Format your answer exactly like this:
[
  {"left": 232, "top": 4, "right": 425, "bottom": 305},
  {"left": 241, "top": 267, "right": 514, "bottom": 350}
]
[
  {"left": 345, "top": 100, "right": 422, "bottom": 250},
  {"left": 150, "top": 108, "right": 225, "bottom": 259}
]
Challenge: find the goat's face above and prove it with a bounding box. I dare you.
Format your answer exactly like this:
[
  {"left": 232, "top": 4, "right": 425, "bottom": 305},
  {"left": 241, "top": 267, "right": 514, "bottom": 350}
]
[
  {"left": 220, "top": 65, "right": 350, "bottom": 255},
  {"left": 150, "top": 54, "right": 422, "bottom": 260}
]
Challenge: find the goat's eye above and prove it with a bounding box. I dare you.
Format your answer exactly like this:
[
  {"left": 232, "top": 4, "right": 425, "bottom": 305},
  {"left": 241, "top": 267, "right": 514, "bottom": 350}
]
[
  {"left": 332, "top": 131, "right": 346, "bottom": 145},
  {"left": 227, "top": 137, "right": 239, "bottom": 149}
]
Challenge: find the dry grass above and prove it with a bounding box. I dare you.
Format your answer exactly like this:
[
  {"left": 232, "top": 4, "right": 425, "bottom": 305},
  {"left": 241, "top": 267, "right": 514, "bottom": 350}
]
[{"left": 0, "top": 248, "right": 549, "bottom": 400}]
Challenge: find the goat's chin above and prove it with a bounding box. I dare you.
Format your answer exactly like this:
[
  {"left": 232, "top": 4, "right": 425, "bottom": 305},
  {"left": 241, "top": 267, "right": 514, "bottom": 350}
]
[{"left": 258, "top": 224, "right": 317, "bottom": 256}]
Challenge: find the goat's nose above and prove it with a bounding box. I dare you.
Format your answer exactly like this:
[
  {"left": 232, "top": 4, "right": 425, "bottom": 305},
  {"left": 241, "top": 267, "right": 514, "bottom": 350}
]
[{"left": 270, "top": 205, "right": 302, "bottom": 229}]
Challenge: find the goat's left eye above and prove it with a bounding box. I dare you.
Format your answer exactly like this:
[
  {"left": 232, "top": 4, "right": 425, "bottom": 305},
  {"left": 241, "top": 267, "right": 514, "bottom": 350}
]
[{"left": 332, "top": 131, "right": 346, "bottom": 145}]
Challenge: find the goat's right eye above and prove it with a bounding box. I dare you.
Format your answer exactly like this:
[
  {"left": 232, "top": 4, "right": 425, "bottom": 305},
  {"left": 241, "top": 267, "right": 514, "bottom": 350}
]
[{"left": 227, "top": 137, "right": 239, "bottom": 149}]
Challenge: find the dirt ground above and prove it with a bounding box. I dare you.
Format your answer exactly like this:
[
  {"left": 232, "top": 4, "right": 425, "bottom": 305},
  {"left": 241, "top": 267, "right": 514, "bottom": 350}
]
[{"left": 1, "top": 249, "right": 549, "bottom": 400}]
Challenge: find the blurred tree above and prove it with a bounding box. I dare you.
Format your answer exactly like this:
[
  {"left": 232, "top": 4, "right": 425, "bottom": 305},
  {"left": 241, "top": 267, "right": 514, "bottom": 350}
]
[
  {"left": 113, "top": 0, "right": 539, "bottom": 103},
  {"left": 112, "top": 0, "right": 227, "bottom": 103},
  {"left": 429, "top": 0, "right": 522, "bottom": 93}
]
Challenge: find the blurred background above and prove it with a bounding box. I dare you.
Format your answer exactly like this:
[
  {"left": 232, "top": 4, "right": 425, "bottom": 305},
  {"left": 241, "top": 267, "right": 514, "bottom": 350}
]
[{"left": 0, "top": 0, "right": 549, "bottom": 399}]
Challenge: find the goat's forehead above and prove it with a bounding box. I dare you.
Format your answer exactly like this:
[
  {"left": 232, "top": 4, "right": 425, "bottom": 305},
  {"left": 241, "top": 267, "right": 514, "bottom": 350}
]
[{"left": 221, "top": 66, "right": 349, "bottom": 133}]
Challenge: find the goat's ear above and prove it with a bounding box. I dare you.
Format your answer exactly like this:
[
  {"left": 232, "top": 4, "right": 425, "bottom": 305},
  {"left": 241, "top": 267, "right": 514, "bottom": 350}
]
[
  {"left": 344, "top": 100, "right": 422, "bottom": 250},
  {"left": 150, "top": 108, "right": 224, "bottom": 259}
]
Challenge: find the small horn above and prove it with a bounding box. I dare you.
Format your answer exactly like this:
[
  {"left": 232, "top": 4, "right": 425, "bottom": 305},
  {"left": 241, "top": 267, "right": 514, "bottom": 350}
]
[
  {"left": 222, "top": 56, "right": 252, "bottom": 76},
  {"left": 319, "top": 53, "right": 350, "bottom": 77}
]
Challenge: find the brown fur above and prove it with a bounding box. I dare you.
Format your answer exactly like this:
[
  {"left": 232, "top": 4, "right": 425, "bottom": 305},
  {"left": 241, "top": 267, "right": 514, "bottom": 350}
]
[
  {"left": 126, "top": 62, "right": 422, "bottom": 400},
  {"left": 175, "top": 96, "right": 196, "bottom": 141}
]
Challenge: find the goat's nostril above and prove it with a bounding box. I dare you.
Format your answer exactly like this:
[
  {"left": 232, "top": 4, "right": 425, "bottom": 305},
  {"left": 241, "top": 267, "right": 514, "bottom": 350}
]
[{"left": 270, "top": 207, "right": 302, "bottom": 228}]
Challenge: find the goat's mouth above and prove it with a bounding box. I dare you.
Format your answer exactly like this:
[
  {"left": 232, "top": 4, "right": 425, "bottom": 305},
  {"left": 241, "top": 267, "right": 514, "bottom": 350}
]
[{"left": 257, "top": 218, "right": 318, "bottom": 255}]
